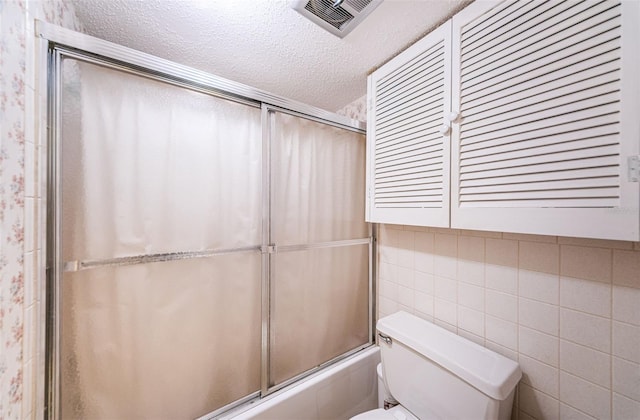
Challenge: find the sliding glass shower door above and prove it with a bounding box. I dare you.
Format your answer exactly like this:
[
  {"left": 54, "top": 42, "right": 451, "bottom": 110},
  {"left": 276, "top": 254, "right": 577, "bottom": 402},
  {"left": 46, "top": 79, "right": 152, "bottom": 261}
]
[
  {"left": 51, "top": 52, "right": 370, "bottom": 419},
  {"left": 59, "top": 59, "right": 263, "bottom": 418},
  {"left": 269, "top": 111, "right": 369, "bottom": 388}
]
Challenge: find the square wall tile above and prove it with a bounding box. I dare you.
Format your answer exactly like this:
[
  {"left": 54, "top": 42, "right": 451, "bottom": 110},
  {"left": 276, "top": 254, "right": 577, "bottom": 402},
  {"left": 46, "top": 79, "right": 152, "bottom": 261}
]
[
  {"left": 414, "top": 271, "right": 434, "bottom": 294},
  {"left": 504, "top": 232, "right": 557, "bottom": 243},
  {"left": 378, "top": 278, "right": 398, "bottom": 301},
  {"left": 486, "top": 289, "right": 517, "bottom": 322},
  {"left": 458, "top": 306, "right": 484, "bottom": 337},
  {"left": 397, "top": 285, "right": 414, "bottom": 309},
  {"left": 613, "top": 321, "right": 640, "bottom": 363},
  {"left": 486, "top": 238, "right": 518, "bottom": 267},
  {"left": 559, "top": 371, "right": 610, "bottom": 420},
  {"left": 486, "top": 315, "right": 517, "bottom": 350},
  {"left": 414, "top": 292, "right": 434, "bottom": 318},
  {"left": 519, "top": 383, "right": 560, "bottom": 420},
  {"left": 519, "top": 297, "right": 558, "bottom": 336},
  {"left": 413, "top": 244, "right": 435, "bottom": 274},
  {"left": 414, "top": 232, "right": 434, "bottom": 257},
  {"left": 460, "top": 229, "right": 502, "bottom": 239},
  {"left": 458, "top": 260, "right": 484, "bottom": 286},
  {"left": 560, "top": 403, "right": 597, "bottom": 420},
  {"left": 560, "top": 276, "right": 611, "bottom": 318},
  {"left": 434, "top": 276, "right": 456, "bottom": 302},
  {"left": 560, "top": 308, "right": 611, "bottom": 353},
  {"left": 519, "top": 241, "right": 559, "bottom": 274},
  {"left": 379, "top": 228, "right": 398, "bottom": 264},
  {"left": 397, "top": 303, "right": 413, "bottom": 314},
  {"left": 519, "top": 269, "right": 559, "bottom": 305},
  {"left": 396, "top": 267, "right": 414, "bottom": 289},
  {"left": 457, "top": 328, "right": 484, "bottom": 346},
  {"left": 25, "top": 197, "right": 35, "bottom": 253},
  {"left": 379, "top": 262, "right": 397, "bottom": 283},
  {"left": 22, "top": 359, "right": 34, "bottom": 418},
  {"left": 434, "top": 255, "right": 457, "bottom": 279},
  {"left": 486, "top": 264, "right": 517, "bottom": 295},
  {"left": 434, "top": 298, "right": 457, "bottom": 326},
  {"left": 519, "top": 409, "right": 536, "bottom": 420},
  {"left": 612, "top": 250, "right": 640, "bottom": 288},
  {"left": 434, "top": 233, "right": 457, "bottom": 257},
  {"left": 458, "top": 235, "right": 484, "bottom": 262},
  {"left": 560, "top": 245, "right": 612, "bottom": 283},
  {"left": 379, "top": 297, "right": 398, "bottom": 316},
  {"left": 434, "top": 318, "right": 457, "bottom": 333},
  {"left": 613, "top": 393, "right": 640, "bottom": 420},
  {"left": 560, "top": 340, "right": 610, "bottom": 388},
  {"left": 25, "top": 140, "right": 35, "bottom": 198},
  {"left": 519, "top": 354, "right": 559, "bottom": 398},
  {"left": 414, "top": 310, "right": 434, "bottom": 323},
  {"left": 24, "top": 251, "right": 35, "bottom": 308},
  {"left": 486, "top": 340, "right": 518, "bottom": 361},
  {"left": 613, "top": 285, "right": 640, "bottom": 326},
  {"left": 613, "top": 357, "right": 640, "bottom": 402},
  {"left": 558, "top": 236, "right": 633, "bottom": 250},
  {"left": 396, "top": 230, "right": 415, "bottom": 269},
  {"left": 519, "top": 326, "right": 559, "bottom": 366},
  {"left": 458, "top": 282, "right": 484, "bottom": 312}
]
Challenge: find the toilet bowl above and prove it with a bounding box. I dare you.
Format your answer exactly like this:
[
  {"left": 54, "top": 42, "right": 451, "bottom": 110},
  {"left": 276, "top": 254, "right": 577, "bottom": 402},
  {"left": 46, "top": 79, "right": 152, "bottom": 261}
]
[{"left": 351, "top": 311, "right": 522, "bottom": 420}]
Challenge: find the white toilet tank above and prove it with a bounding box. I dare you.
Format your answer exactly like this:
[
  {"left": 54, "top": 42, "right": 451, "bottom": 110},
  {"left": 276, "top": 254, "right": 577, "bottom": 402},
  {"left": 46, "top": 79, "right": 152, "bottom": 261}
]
[{"left": 377, "top": 311, "right": 521, "bottom": 420}]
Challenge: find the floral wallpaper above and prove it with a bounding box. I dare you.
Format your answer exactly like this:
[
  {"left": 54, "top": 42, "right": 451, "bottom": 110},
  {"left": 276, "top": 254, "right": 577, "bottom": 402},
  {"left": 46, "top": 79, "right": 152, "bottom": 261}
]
[
  {"left": 336, "top": 94, "right": 367, "bottom": 122},
  {"left": 0, "top": 1, "right": 81, "bottom": 418},
  {"left": 1, "top": 2, "right": 29, "bottom": 418}
]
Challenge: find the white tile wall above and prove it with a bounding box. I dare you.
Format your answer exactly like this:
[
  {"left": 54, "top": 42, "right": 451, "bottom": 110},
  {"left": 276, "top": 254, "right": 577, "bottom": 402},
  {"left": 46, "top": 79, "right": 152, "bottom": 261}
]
[{"left": 377, "top": 224, "right": 640, "bottom": 420}]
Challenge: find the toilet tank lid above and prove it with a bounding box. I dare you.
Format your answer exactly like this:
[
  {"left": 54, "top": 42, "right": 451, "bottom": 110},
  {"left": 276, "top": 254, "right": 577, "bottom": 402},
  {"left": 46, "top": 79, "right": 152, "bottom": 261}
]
[{"left": 377, "top": 311, "right": 522, "bottom": 400}]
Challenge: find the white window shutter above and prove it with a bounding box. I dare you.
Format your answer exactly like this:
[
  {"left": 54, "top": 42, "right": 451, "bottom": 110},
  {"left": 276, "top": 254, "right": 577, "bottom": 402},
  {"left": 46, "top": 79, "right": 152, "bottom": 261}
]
[
  {"left": 451, "top": 0, "right": 640, "bottom": 240},
  {"left": 366, "top": 21, "right": 452, "bottom": 227}
]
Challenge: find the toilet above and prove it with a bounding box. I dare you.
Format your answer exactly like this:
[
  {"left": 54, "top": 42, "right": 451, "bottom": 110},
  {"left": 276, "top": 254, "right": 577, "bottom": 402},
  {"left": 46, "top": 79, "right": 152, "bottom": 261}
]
[{"left": 352, "top": 311, "right": 522, "bottom": 420}]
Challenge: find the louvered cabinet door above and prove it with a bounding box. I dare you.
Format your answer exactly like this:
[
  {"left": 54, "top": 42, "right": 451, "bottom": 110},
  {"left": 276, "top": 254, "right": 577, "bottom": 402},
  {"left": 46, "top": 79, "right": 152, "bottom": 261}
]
[
  {"left": 450, "top": 0, "right": 640, "bottom": 240},
  {"left": 366, "top": 21, "right": 452, "bottom": 227}
]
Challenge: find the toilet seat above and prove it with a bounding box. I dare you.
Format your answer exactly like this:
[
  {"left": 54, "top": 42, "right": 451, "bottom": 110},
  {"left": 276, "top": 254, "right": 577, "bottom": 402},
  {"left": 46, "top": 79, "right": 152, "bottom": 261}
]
[{"left": 351, "top": 406, "right": 419, "bottom": 420}]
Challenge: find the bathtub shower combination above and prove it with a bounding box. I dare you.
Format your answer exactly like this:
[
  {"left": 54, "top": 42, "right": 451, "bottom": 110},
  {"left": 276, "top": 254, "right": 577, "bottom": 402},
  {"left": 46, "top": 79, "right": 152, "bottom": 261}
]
[{"left": 41, "top": 23, "right": 374, "bottom": 419}]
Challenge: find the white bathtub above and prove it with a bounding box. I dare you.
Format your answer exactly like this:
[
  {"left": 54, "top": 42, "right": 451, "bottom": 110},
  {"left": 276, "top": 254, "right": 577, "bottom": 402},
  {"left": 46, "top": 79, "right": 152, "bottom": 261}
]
[{"left": 222, "top": 346, "right": 380, "bottom": 420}]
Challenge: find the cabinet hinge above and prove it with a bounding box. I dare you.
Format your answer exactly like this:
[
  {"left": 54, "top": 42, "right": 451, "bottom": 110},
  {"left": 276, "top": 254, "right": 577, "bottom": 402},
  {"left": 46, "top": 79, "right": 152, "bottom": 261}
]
[{"left": 629, "top": 156, "right": 640, "bottom": 182}]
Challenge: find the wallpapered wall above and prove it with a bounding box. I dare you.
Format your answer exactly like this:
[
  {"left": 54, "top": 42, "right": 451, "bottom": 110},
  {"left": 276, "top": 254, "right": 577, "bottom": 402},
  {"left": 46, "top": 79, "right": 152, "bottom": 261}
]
[
  {"left": 0, "top": 1, "right": 81, "bottom": 418},
  {"left": 336, "top": 94, "right": 367, "bottom": 122}
]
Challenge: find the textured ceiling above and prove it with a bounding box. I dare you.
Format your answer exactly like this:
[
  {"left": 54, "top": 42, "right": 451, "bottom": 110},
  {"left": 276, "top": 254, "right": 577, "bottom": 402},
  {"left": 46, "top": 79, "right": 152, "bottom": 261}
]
[{"left": 71, "top": 0, "right": 467, "bottom": 112}]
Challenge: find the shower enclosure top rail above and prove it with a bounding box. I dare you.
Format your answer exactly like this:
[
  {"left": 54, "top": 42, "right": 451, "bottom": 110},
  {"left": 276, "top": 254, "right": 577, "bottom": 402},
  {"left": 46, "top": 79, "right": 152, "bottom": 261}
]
[{"left": 35, "top": 20, "right": 366, "bottom": 133}]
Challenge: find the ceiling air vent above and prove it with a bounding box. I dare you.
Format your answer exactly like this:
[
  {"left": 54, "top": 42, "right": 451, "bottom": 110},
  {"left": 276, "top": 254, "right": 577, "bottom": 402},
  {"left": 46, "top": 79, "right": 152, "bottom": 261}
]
[{"left": 292, "top": 0, "right": 384, "bottom": 38}]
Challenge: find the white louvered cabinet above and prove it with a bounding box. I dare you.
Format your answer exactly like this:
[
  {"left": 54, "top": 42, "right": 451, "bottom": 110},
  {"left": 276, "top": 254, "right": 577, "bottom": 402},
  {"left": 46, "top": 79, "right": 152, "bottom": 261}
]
[
  {"left": 368, "top": 0, "right": 640, "bottom": 241},
  {"left": 366, "top": 21, "right": 452, "bottom": 227},
  {"left": 450, "top": 0, "right": 640, "bottom": 240}
]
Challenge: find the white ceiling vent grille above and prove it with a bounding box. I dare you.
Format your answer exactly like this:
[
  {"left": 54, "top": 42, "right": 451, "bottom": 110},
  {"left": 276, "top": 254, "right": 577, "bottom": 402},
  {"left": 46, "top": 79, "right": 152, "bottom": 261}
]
[{"left": 292, "top": 0, "right": 384, "bottom": 38}]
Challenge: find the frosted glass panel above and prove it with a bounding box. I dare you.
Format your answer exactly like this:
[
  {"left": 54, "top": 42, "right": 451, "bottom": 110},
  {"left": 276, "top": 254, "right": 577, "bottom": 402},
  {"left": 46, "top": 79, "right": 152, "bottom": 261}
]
[
  {"left": 270, "top": 245, "right": 369, "bottom": 385},
  {"left": 60, "top": 254, "right": 261, "bottom": 419},
  {"left": 61, "top": 59, "right": 262, "bottom": 262},
  {"left": 272, "top": 112, "right": 367, "bottom": 245},
  {"left": 58, "top": 59, "right": 263, "bottom": 418}
]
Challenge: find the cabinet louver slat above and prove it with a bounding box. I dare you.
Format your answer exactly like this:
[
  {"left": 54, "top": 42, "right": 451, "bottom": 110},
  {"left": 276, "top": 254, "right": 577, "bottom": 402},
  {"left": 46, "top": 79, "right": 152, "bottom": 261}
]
[
  {"left": 375, "top": 41, "right": 445, "bottom": 209},
  {"left": 456, "top": 0, "right": 623, "bottom": 209},
  {"left": 367, "top": 22, "right": 451, "bottom": 226}
]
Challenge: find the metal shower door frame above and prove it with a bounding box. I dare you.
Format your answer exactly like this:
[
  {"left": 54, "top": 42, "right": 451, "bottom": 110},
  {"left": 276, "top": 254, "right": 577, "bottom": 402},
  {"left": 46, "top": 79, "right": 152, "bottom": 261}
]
[{"left": 38, "top": 21, "right": 375, "bottom": 420}]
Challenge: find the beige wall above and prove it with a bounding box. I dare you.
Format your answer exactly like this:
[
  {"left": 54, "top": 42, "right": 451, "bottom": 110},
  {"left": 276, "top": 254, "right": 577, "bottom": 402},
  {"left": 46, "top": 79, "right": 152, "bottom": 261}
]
[{"left": 377, "top": 224, "right": 640, "bottom": 420}]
